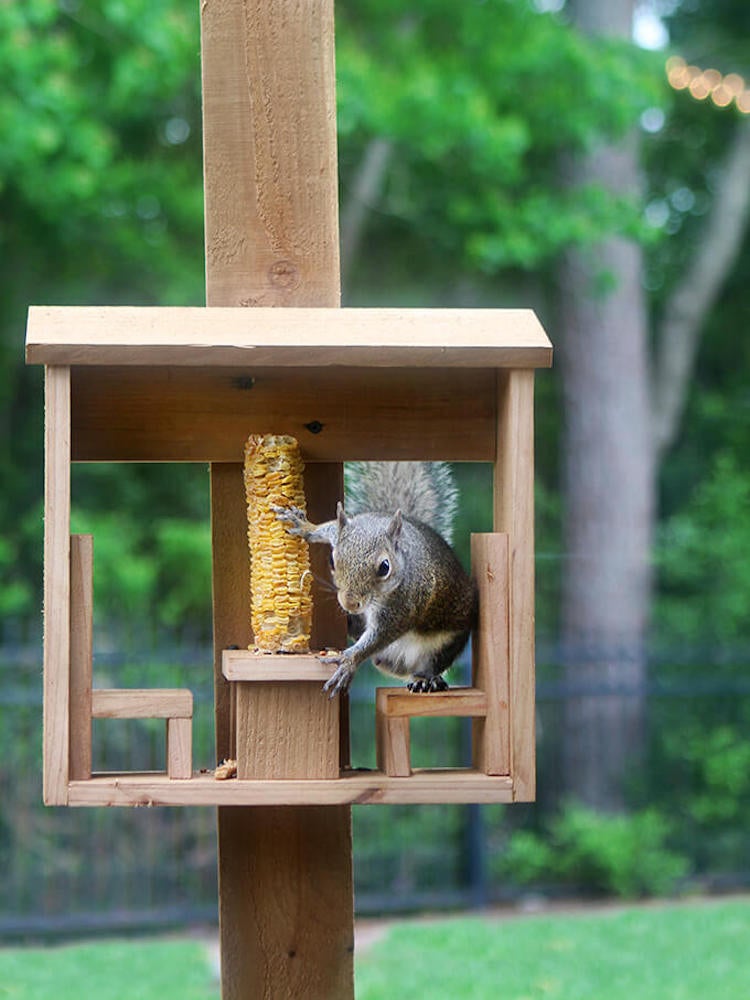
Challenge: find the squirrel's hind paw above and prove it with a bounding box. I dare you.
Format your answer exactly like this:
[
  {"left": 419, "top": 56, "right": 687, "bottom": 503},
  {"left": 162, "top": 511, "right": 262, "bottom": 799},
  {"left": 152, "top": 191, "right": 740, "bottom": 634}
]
[{"left": 407, "top": 675, "right": 449, "bottom": 693}]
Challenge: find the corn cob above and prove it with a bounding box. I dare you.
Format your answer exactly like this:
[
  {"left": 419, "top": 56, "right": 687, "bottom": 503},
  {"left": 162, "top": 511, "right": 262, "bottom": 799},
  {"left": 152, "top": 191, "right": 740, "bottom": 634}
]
[{"left": 243, "top": 434, "right": 313, "bottom": 653}]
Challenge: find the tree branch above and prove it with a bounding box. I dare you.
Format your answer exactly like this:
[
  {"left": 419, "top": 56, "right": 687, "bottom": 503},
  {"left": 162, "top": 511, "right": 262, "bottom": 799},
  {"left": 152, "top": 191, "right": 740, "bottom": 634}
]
[
  {"left": 339, "top": 137, "right": 393, "bottom": 295},
  {"left": 652, "top": 116, "right": 750, "bottom": 459}
]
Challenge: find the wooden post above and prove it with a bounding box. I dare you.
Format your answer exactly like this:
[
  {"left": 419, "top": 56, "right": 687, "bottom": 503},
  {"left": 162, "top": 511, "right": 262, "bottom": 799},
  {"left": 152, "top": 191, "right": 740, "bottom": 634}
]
[
  {"left": 201, "top": 3, "right": 353, "bottom": 998},
  {"left": 69, "top": 533, "right": 93, "bottom": 781},
  {"left": 494, "top": 371, "right": 536, "bottom": 801},
  {"left": 43, "top": 366, "right": 71, "bottom": 805}
]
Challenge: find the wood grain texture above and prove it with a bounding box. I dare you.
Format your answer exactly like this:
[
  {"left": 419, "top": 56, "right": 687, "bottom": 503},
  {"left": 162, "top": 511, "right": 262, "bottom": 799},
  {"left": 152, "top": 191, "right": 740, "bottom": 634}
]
[
  {"left": 471, "top": 534, "right": 511, "bottom": 776},
  {"left": 67, "top": 770, "right": 514, "bottom": 806},
  {"left": 210, "top": 464, "right": 251, "bottom": 763},
  {"left": 235, "top": 681, "right": 339, "bottom": 780},
  {"left": 43, "top": 366, "right": 71, "bottom": 805},
  {"left": 167, "top": 718, "right": 193, "bottom": 780},
  {"left": 70, "top": 365, "right": 496, "bottom": 462},
  {"left": 376, "top": 712, "right": 411, "bottom": 777},
  {"left": 223, "top": 650, "right": 334, "bottom": 682},
  {"left": 376, "top": 687, "right": 489, "bottom": 719},
  {"left": 201, "top": 2, "right": 339, "bottom": 307},
  {"left": 201, "top": 3, "right": 353, "bottom": 996},
  {"left": 91, "top": 689, "right": 193, "bottom": 719},
  {"left": 69, "top": 534, "right": 93, "bottom": 782},
  {"left": 494, "top": 371, "right": 536, "bottom": 800},
  {"left": 26, "top": 306, "right": 552, "bottom": 367}
]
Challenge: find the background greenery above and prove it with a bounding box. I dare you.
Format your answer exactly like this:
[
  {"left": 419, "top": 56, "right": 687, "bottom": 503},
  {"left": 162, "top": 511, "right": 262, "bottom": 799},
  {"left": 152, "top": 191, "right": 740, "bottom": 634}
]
[{"left": 1, "top": 0, "right": 749, "bottom": 921}]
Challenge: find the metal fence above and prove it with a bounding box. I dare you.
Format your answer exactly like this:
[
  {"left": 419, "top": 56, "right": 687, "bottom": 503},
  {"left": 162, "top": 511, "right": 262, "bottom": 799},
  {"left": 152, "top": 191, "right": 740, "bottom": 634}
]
[{"left": 2, "top": 632, "right": 749, "bottom": 940}]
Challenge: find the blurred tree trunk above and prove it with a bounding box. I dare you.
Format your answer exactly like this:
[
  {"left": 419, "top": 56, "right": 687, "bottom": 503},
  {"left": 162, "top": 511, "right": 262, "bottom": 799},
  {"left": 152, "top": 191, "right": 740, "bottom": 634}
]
[
  {"left": 557, "top": 0, "right": 654, "bottom": 811},
  {"left": 558, "top": 3, "right": 750, "bottom": 811}
]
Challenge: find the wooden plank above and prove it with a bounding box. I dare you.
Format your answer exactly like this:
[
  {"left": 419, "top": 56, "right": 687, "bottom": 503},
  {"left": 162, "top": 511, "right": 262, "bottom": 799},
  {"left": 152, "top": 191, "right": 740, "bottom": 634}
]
[
  {"left": 67, "top": 770, "right": 515, "bottom": 807},
  {"left": 376, "top": 687, "right": 488, "bottom": 719},
  {"left": 494, "top": 372, "right": 536, "bottom": 800},
  {"left": 375, "top": 691, "right": 412, "bottom": 777},
  {"left": 167, "top": 717, "right": 193, "bottom": 780},
  {"left": 69, "top": 534, "right": 93, "bottom": 781},
  {"left": 235, "top": 681, "right": 339, "bottom": 780},
  {"left": 70, "top": 365, "right": 496, "bottom": 463},
  {"left": 201, "top": 6, "right": 340, "bottom": 309},
  {"left": 222, "top": 650, "right": 334, "bottom": 682},
  {"left": 26, "top": 306, "right": 553, "bottom": 368},
  {"left": 91, "top": 688, "right": 193, "bottom": 719},
  {"left": 471, "top": 534, "right": 511, "bottom": 776},
  {"left": 43, "top": 366, "right": 71, "bottom": 805},
  {"left": 202, "top": 3, "right": 354, "bottom": 996},
  {"left": 210, "top": 464, "right": 250, "bottom": 764}
]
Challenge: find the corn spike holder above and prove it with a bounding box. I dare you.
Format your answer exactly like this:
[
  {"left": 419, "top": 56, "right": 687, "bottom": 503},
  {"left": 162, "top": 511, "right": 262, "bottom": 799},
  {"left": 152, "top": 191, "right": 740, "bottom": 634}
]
[{"left": 243, "top": 433, "right": 313, "bottom": 653}]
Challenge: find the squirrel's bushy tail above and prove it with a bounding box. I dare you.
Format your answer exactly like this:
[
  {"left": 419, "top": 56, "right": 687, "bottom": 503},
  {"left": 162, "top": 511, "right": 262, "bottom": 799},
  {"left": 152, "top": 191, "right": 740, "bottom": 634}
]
[{"left": 344, "top": 461, "right": 459, "bottom": 543}]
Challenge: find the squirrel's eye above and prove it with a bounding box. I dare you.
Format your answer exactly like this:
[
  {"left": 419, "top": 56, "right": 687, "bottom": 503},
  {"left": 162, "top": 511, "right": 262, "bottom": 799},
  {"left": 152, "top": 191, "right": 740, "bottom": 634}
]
[
  {"left": 376, "top": 558, "right": 391, "bottom": 579},
  {"left": 329, "top": 552, "right": 335, "bottom": 569}
]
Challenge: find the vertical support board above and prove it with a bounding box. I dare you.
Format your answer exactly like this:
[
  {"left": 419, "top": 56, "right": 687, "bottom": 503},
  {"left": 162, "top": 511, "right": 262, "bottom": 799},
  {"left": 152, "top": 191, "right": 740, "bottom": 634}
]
[
  {"left": 69, "top": 534, "right": 93, "bottom": 781},
  {"left": 200, "top": 2, "right": 353, "bottom": 997},
  {"left": 167, "top": 717, "right": 193, "bottom": 780},
  {"left": 471, "top": 533, "right": 511, "bottom": 775},
  {"left": 44, "top": 366, "right": 71, "bottom": 805},
  {"left": 494, "top": 370, "right": 536, "bottom": 801},
  {"left": 201, "top": 0, "right": 340, "bottom": 308}
]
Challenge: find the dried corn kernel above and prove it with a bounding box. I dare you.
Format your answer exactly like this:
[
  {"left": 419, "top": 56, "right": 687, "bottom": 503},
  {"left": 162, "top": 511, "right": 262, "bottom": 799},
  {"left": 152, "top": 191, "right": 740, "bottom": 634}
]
[{"left": 243, "top": 434, "right": 312, "bottom": 653}]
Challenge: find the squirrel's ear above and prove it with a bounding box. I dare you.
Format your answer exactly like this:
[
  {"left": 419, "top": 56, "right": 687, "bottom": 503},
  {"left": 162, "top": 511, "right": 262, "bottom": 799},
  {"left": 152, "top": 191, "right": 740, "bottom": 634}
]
[
  {"left": 387, "top": 509, "right": 403, "bottom": 542},
  {"left": 336, "top": 501, "right": 348, "bottom": 532}
]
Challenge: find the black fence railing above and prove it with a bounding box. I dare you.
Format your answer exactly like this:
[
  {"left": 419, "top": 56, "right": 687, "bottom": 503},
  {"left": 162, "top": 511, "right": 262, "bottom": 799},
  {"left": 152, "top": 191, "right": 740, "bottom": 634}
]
[{"left": 2, "top": 635, "right": 749, "bottom": 940}]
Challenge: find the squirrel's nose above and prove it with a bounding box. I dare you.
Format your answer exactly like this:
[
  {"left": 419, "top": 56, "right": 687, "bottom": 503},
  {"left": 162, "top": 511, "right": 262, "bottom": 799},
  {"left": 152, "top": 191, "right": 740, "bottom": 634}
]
[{"left": 338, "top": 591, "right": 363, "bottom": 614}]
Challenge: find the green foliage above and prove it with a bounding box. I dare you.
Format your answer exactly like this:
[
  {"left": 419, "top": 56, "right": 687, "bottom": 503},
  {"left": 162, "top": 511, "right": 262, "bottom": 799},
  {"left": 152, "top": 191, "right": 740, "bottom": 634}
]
[
  {"left": 656, "top": 452, "right": 750, "bottom": 643},
  {"left": 337, "top": 0, "right": 664, "bottom": 275},
  {"left": 494, "top": 802, "right": 689, "bottom": 898}
]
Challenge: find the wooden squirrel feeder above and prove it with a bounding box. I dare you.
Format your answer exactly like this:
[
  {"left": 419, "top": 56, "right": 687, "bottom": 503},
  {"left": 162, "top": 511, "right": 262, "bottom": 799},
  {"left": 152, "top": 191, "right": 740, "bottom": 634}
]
[{"left": 26, "top": 3, "right": 552, "bottom": 997}]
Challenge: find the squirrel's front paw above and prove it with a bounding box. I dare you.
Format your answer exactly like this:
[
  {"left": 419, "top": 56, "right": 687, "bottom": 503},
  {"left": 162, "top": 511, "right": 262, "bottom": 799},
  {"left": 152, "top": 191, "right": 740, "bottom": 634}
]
[
  {"left": 271, "top": 505, "right": 309, "bottom": 537},
  {"left": 321, "top": 655, "right": 355, "bottom": 698}
]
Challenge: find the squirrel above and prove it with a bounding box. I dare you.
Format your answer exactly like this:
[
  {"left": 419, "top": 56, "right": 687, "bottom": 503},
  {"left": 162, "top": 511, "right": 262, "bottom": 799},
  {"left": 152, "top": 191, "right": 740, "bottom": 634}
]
[{"left": 273, "top": 461, "right": 477, "bottom": 697}]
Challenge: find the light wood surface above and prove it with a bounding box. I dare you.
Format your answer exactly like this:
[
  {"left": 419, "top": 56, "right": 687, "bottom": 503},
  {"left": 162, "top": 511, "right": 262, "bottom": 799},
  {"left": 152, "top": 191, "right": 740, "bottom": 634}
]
[
  {"left": 91, "top": 688, "right": 193, "bottom": 719},
  {"left": 67, "top": 770, "right": 514, "bottom": 806},
  {"left": 235, "top": 681, "right": 340, "bottom": 780},
  {"left": 201, "top": 3, "right": 354, "bottom": 998},
  {"left": 69, "top": 364, "right": 496, "bottom": 462},
  {"left": 223, "top": 650, "right": 334, "bottom": 682},
  {"left": 376, "top": 687, "right": 489, "bottom": 719},
  {"left": 167, "top": 718, "right": 193, "bottom": 780},
  {"left": 471, "top": 533, "right": 511, "bottom": 775},
  {"left": 27, "top": 306, "right": 552, "bottom": 368},
  {"left": 495, "top": 371, "right": 537, "bottom": 800},
  {"left": 69, "top": 534, "right": 93, "bottom": 781},
  {"left": 43, "top": 366, "right": 71, "bottom": 805},
  {"left": 376, "top": 713, "right": 412, "bottom": 777}
]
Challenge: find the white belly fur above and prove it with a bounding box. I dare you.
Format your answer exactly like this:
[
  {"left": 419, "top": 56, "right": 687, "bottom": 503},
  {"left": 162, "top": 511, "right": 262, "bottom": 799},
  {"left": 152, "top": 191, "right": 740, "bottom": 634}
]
[{"left": 374, "top": 630, "right": 460, "bottom": 678}]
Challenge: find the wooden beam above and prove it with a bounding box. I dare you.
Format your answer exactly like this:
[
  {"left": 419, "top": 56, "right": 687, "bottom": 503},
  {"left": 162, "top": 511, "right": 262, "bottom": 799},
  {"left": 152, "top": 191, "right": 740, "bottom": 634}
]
[
  {"left": 471, "top": 533, "right": 511, "bottom": 776},
  {"left": 67, "top": 770, "right": 515, "bottom": 807},
  {"left": 201, "top": 3, "right": 354, "bottom": 997},
  {"left": 494, "top": 372, "right": 536, "bottom": 800},
  {"left": 26, "top": 306, "right": 553, "bottom": 369},
  {"left": 223, "top": 651, "right": 333, "bottom": 682},
  {"left": 70, "top": 365, "right": 496, "bottom": 462},
  {"left": 91, "top": 688, "right": 193, "bottom": 719},
  {"left": 43, "top": 366, "right": 71, "bottom": 805},
  {"left": 69, "top": 534, "right": 93, "bottom": 781},
  {"left": 376, "top": 688, "right": 489, "bottom": 719}
]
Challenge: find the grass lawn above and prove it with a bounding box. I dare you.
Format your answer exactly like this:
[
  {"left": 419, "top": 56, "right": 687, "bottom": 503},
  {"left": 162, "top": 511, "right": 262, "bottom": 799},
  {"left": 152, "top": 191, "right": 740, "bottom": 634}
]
[
  {"left": 0, "top": 897, "right": 748, "bottom": 999},
  {"left": 356, "top": 896, "right": 750, "bottom": 1000}
]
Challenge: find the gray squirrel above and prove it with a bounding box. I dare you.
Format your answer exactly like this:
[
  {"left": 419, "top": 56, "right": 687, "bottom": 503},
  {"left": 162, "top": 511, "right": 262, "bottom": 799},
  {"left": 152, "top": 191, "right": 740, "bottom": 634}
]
[{"left": 274, "top": 461, "right": 477, "bottom": 697}]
